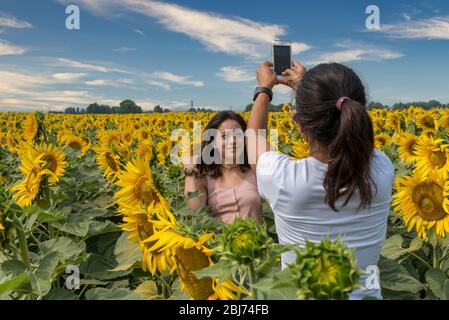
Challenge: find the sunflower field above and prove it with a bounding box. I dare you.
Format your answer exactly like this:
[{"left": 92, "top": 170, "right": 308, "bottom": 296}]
[{"left": 1, "top": 106, "right": 449, "bottom": 300}]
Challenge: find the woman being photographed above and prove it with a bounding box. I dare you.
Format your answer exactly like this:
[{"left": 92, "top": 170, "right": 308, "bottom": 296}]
[
  {"left": 248, "top": 60, "right": 394, "bottom": 299},
  {"left": 183, "top": 111, "right": 262, "bottom": 224}
]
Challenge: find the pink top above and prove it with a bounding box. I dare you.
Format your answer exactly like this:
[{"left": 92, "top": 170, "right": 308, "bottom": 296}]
[{"left": 206, "top": 170, "right": 262, "bottom": 224}]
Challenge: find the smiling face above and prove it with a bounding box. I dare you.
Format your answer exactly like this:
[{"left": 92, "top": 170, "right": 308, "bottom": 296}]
[{"left": 215, "top": 119, "right": 245, "bottom": 165}]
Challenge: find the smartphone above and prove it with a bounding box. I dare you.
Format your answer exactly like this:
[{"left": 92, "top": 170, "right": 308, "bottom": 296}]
[{"left": 272, "top": 40, "right": 292, "bottom": 79}]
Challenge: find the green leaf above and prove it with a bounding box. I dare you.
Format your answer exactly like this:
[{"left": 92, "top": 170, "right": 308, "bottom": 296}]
[
  {"left": 134, "top": 280, "right": 160, "bottom": 300},
  {"left": 85, "top": 287, "right": 143, "bottom": 300},
  {"left": 87, "top": 221, "right": 118, "bottom": 237},
  {"left": 379, "top": 257, "right": 424, "bottom": 293},
  {"left": 0, "top": 260, "right": 27, "bottom": 276},
  {"left": 44, "top": 288, "right": 77, "bottom": 300},
  {"left": 37, "top": 210, "right": 66, "bottom": 223},
  {"left": 426, "top": 268, "right": 449, "bottom": 299},
  {"left": 381, "top": 235, "right": 423, "bottom": 260},
  {"left": 39, "top": 237, "right": 85, "bottom": 261},
  {"left": 80, "top": 254, "right": 131, "bottom": 280},
  {"left": 32, "top": 251, "right": 60, "bottom": 296},
  {"left": 111, "top": 232, "right": 142, "bottom": 272},
  {"left": 192, "top": 263, "right": 224, "bottom": 279},
  {"left": 443, "top": 280, "right": 449, "bottom": 300},
  {"left": 49, "top": 212, "right": 92, "bottom": 237},
  {"left": 0, "top": 273, "right": 31, "bottom": 295}
]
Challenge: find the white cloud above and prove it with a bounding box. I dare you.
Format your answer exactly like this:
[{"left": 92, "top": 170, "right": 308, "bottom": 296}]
[
  {"left": 52, "top": 58, "right": 128, "bottom": 73},
  {"left": 113, "top": 46, "right": 137, "bottom": 53},
  {"left": 306, "top": 42, "right": 404, "bottom": 65},
  {"left": 0, "top": 12, "right": 32, "bottom": 28},
  {"left": 217, "top": 66, "right": 254, "bottom": 82},
  {"left": 56, "top": 0, "right": 311, "bottom": 58},
  {"left": 0, "top": 39, "right": 26, "bottom": 55},
  {"left": 0, "top": 68, "right": 126, "bottom": 111},
  {"left": 52, "top": 72, "right": 87, "bottom": 82},
  {"left": 379, "top": 15, "right": 449, "bottom": 40},
  {"left": 150, "top": 71, "right": 204, "bottom": 87},
  {"left": 85, "top": 78, "right": 135, "bottom": 87},
  {"left": 148, "top": 80, "right": 171, "bottom": 91},
  {"left": 133, "top": 29, "right": 145, "bottom": 36}
]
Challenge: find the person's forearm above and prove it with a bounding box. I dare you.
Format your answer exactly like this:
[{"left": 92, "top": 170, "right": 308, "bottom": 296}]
[
  {"left": 248, "top": 93, "right": 270, "bottom": 132},
  {"left": 184, "top": 176, "right": 206, "bottom": 209}
]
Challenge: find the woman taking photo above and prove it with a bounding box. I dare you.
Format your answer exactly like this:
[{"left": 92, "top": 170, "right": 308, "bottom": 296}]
[
  {"left": 183, "top": 111, "right": 262, "bottom": 224},
  {"left": 248, "top": 61, "right": 394, "bottom": 299}
]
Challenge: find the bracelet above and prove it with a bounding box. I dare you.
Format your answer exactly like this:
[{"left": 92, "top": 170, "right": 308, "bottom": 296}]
[{"left": 183, "top": 167, "right": 200, "bottom": 177}]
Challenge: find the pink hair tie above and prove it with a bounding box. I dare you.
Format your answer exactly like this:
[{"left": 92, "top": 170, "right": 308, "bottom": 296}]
[{"left": 336, "top": 97, "right": 350, "bottom": 110}]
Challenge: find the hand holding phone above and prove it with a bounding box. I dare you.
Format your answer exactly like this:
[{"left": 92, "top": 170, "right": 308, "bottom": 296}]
[{"left": 272, "top": 40, "right": 292, "bottom": 80}]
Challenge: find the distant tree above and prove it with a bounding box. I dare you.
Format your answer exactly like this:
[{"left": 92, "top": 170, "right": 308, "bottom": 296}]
[
  {"left": 118, "top": 99, "right": 142, "bottom": 114},
  {"left": 368, "top": 101, "right": 387, "bottom": 109},
  {"left": 86, "top": 103, "right": 112, "bottom": 114},
  {"left": 153, "top": 105, "right": 163, "bottom": 113},
  {"left": 245, "top": 104, "right": 253, "bottom": 112},
  {"left": 65, "top": 107, "right": 77, "bottom": 114}
]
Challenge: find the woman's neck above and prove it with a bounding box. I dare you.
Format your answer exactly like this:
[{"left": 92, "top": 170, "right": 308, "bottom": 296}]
[{"left": 309, "top": 141, "right": 329, "bottom": 164}]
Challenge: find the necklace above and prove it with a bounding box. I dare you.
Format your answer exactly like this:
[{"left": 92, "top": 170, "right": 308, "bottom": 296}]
[{"left": 221, "top": 164, "right": 240, "bottom": 171}]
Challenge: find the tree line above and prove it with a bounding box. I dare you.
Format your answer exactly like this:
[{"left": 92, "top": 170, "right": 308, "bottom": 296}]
[{"left": 62, "top": 99, "right": 449, "bottom": 114}]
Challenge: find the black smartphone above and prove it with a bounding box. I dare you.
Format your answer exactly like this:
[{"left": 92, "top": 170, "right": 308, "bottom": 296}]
[{"left": 272, "top": 40, "right": 292, "bottom": 79}]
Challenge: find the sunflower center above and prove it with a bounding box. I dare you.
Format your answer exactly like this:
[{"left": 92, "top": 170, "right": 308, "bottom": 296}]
[
  {"left": 429, "top": 150, "right": 446, "bottom": 169},
  {"left": 423, "top": 117, "right": 435, "bottom": 129},
  {"left": 412, "top": 181, "right": 447, "bottom": 221},
  {"left": 316, "top": 258, "right": 339, "bottom": 286},
  {"left": 105, "top": 152, "right": 118, "bottom": 171},
  {"left": 134, "top": 175, "right": 156, "bottom": 205},
  {"left": 42, "top": 154, "right": 57, "bottom": 172},
  {"left": 68, "top": 140, "right": 82, "bottom": 150},
  {"left": 136, "top": 214, "right": 154, "bottom": 242},
  {"left": 405, "top": 140, "right": 417, "bottom": 156}
]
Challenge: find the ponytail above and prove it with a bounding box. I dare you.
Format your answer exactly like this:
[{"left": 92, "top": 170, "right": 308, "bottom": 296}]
[
  {"left": 324, "top": 99, "right": 375, "bottom": 211},
  {"left": 295, "top": 63, "right": 376, "bottom": 212}
]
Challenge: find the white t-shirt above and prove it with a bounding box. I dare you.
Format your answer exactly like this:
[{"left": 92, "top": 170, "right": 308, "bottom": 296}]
[{"left": 256, "top": 148, "right": 395, "bottom": 299}]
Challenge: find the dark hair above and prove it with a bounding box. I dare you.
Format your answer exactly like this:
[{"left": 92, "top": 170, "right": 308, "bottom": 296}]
[
  {"left": 294, "top": 63, "right": 376, "bottom": 212},
  {"left": 197, "top": 111, "right": 250, "bottom": 178}
]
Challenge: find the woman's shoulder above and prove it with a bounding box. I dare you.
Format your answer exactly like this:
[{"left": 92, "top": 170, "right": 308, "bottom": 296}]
[{"left": 372, "top": 148, "right": 395, "bottom": 175}]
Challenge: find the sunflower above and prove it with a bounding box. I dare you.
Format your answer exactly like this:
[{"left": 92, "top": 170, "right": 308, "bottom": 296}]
[
  {"left": 374, "top": 133, "right": 391, "bottom": 150},
  {"left": 416, "top": 113, "right": 438, "bottom": 131},
  {"left": 115, "top": 157, "right": 169, "bottom": 210},
  {"left": 136, "top": 140, "right": 153, "bottom": 159},
  {"left": 22, "top": 114, "right": 38, "bottom": 143},
  {"left": 64, "top": 135, "right": 90, "bottom": 155},
  {"left": 95, "top": 145, "right": 122, "bottom": 182},
  {"left": 392, "top": 172, "right": 449, "bottom": 239},
  {"left": 148, "top": 231, "right": 244, "bottom": 300},
  {"left": 396, "top": 132, "right": 419, "bottom": 164},
  {"left": 385, "top": 113, "right": 401, "bottom": 132},
  {"left": 291, "top": 139, "right": 309, "bottom": 160},
  {"left": 10, "top": 148, "right": 55, "bottom": 207},
  {"left": 414, "top": 137, "right": 449, "bottom": 180},
  {"left": 32, "top": 144, "right": 67, "bottom": 185},
  {"left": 120, "top": 208, "right": 174, "bottom": 275}
]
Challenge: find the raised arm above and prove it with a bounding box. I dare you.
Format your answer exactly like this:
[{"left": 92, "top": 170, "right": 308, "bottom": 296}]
[
  {"left": 247, "top": 62, "right": 277, "bottom": 173},
  {"left": 247, "top": 61, "right": 306, "bottom": 173}
]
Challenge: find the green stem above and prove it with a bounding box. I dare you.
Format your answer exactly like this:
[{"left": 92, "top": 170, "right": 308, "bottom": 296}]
[
  {"left": 409, "top": 252, "right": 432, "bottom": 269},
  {"left": 248, "top": 262, "right": 258, "bottom": 300},
  {"left": 440, "top": 249, "right": 449, "bottom": 264},
  {"left": 433, "top": 244, "right": 441, "bottom": 269},
  {"left": 13, "top": 214, "right": 31, "bottom": 270}
]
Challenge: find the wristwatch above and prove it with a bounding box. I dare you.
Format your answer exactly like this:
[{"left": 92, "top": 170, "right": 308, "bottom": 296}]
[{"left": 253, "top": 87, "right": 273, "bottom": 102}]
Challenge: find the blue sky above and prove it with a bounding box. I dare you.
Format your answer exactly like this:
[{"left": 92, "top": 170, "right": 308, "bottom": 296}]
[{"left": 0, "top": 0, "right": 448, "bottom": 111}]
